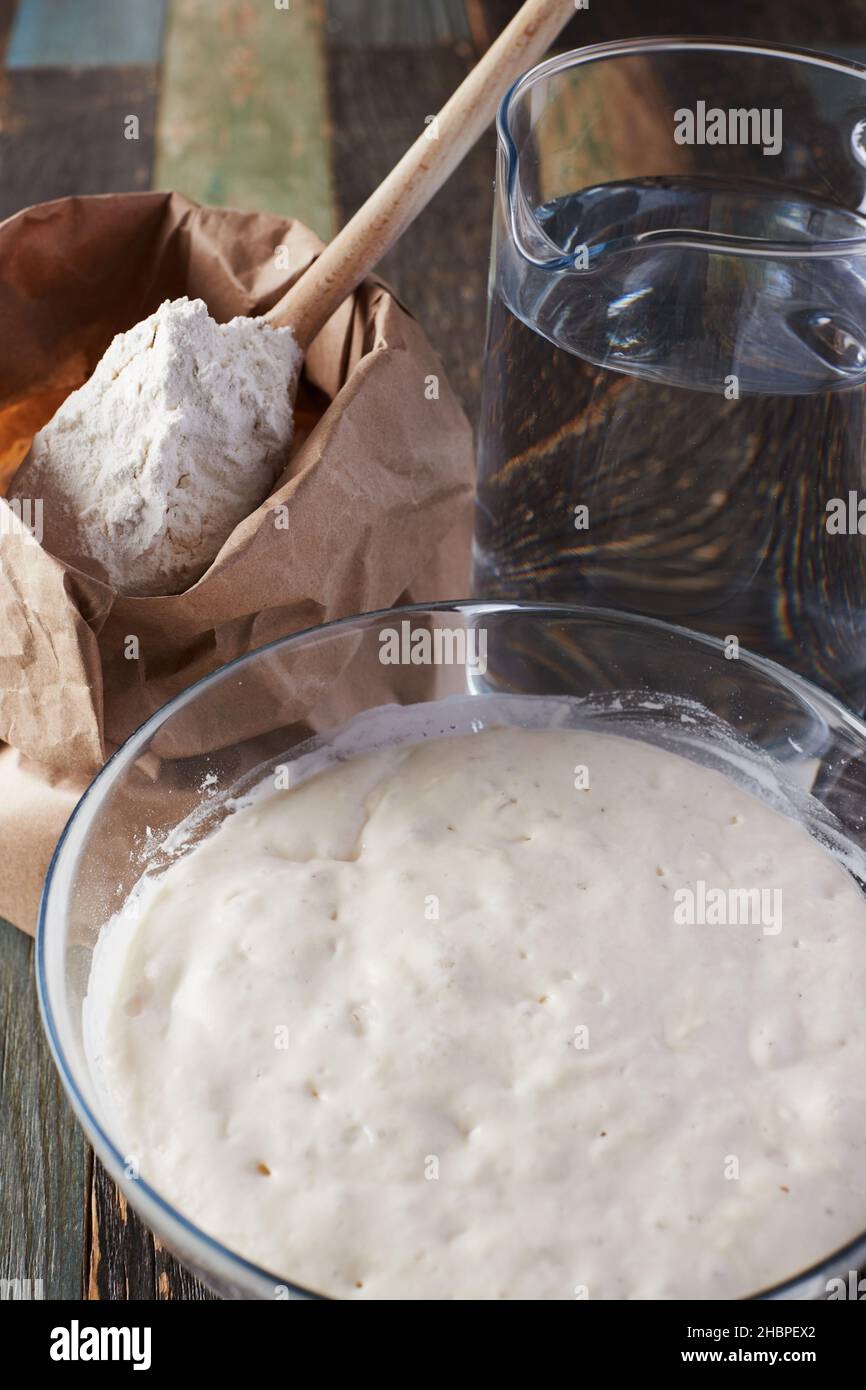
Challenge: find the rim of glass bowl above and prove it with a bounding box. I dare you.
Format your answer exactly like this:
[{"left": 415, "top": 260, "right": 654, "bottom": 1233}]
[
  {"left": 497, "top": 36, "right": 866, "bottom": 271},
  {"left": 36, "top": 600, "right": 866, "bottom": 1301}
]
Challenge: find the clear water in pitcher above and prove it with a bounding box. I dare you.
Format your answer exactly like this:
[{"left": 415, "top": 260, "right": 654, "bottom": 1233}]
[{"left": 474, "top": 176, "right": 866, "bottom": 709}]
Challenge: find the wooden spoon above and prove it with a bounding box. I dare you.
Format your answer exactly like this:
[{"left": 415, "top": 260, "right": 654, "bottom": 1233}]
[{"left": 266, "top": 0, "right": 577, "bottom": 349}]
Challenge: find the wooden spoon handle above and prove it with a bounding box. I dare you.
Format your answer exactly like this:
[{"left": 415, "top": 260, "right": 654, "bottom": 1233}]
[{"left": 267, "top": 0, "right": 576, "bottom": 347}]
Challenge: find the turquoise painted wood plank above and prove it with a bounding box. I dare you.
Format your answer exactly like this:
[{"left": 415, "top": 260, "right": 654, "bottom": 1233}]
[{"left": 7, "top": 0, "right": 167, "bottom": 69}]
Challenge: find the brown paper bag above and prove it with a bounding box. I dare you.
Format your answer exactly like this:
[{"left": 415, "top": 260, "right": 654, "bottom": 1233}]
[{"left": 0, "top": 191, "right": 474, "bottom": 933}]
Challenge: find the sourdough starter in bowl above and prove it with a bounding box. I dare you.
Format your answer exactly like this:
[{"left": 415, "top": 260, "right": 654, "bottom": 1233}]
[{"left": 87, "top": 715, "right": 866, "bottom": 1300}]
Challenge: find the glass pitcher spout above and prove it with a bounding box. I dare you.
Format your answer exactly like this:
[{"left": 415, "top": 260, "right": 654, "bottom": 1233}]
[{"left": 494, "top": 37, "right": 866, "bottom": 395}]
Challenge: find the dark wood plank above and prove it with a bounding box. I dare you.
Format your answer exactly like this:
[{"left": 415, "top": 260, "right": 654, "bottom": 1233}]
[
  {"left": 327, "top": 0, "right": 470, "bottom": 44},
  {"left": 0, "top": 0, "right": 19, "bottom": 61},
  {"left": 324, "top": 26, "right": 494, "bottom": 425},
  {"left": 0, "top": 66, "right": 157, "bottom": 222},
  {"left": 88, "top": 1164, "right": 218, "bottom": 1300},
  {"left": 0, "top": 918, "right": 87, "bottom": 1299},
  {"left": 478, "top": 0, "right": 866, "bottom": 50}
]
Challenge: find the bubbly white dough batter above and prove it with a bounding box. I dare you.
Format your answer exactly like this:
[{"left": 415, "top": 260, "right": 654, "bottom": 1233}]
[{"left": 94, "top": 726, "right": 866, "bottom": 1300}]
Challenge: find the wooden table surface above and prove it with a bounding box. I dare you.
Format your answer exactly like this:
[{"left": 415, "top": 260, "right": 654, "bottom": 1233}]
[{"left": 1, "top": 0, "right": 863, "bottom": 1301}]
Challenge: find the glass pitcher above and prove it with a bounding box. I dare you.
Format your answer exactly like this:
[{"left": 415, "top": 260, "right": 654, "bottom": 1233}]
[{"left": 474, "top": 37, "right": 866, "bottom": 711}]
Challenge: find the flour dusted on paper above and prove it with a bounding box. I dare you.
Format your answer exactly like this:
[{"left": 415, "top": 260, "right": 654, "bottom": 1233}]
[{"left": 10, "top": 297, "right": 301, "bottom": 596}]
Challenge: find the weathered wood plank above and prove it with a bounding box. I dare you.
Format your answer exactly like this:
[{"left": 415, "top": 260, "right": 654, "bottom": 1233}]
[
  {"left": 326, "top": 0, "right": 470, "bottom": 44},
  {"left": 477, "top": 0, "right": 866, "bottom": 50},
  {"left": 0, "top": 918, "right": 86, "bottom": 1299},
  {"left": 324, "top": 34, "right": 495, "bottom": 424},
  {"left": 6, "top": 0, "right": 167, "bottom": 69},
  {"left": 0, "top": 1, "right": 20, "bottom": 62},
  {"left": 0, "top": 66, "right": 157, "bottom": 222},
  {"left": 88, "top": 1164, "right": 218, "bottom": 1300},
  {"left": 153, "top": 0, "right": 336, "bottom": 240}
]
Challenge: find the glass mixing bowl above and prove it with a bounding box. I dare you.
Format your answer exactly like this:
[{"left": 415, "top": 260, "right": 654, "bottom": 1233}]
[{"left": 37, "top": 602, "right": 866, "bottom": 1299}]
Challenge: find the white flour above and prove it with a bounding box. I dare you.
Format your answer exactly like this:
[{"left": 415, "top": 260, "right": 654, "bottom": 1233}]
[{"left": 11, "top": 297, "right": 301, "bottom": 595}]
